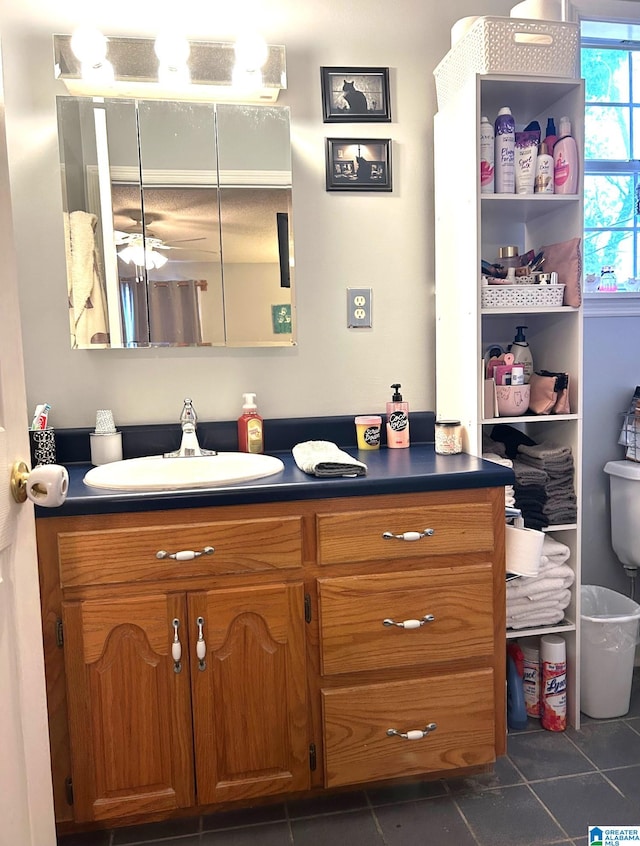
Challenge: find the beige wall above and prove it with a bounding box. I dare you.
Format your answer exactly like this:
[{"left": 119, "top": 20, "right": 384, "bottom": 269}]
[{"left": 0, "top": 0, "right": 514, "bottom": 428}]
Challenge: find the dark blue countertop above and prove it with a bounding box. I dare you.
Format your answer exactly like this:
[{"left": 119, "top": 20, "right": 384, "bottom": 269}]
[{"left": 37, "top": 445, "right": 514, "bottom": 518}]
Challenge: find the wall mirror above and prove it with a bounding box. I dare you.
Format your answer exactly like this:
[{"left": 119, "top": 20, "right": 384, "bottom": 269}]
[{"left": 57, "top": 96, "right": 295, "bottom": 348}]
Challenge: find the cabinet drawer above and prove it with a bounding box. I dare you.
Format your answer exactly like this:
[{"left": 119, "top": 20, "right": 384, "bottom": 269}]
[
  {"left": 57, "top": 516, "right": 303, "bottom": 588},
  {"left": 316, "top": 501, "right": 494, "bottom": 566},
  {"left": 318, "top": 565, "right": 494, "bottom": 675},
  {"left": 322, "top": 669, "right": 495, "bottom": 788}
]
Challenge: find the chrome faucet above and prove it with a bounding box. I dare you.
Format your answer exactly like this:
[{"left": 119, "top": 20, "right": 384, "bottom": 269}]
[{"left": 164, "top": 398, "right": 217, "bottom": 458}]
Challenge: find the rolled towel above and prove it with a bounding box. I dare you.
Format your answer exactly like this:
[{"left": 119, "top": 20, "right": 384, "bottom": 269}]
[{"left": 292, "top": 441, "right": 367, "bottom": 478}]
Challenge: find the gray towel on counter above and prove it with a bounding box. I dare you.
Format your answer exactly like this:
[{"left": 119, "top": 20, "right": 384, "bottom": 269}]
[{"left": 292, "top": 441, "right": 368, "bottom": 477}]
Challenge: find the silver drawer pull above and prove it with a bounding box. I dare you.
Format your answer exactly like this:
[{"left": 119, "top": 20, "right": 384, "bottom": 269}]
[
  {"left": 387, "top": 723, "right": 437, "bottom": 740},
  {"left": 383, "top": 614, "right": 435, "bottom": 629},
  {"left": 156, "top": 546, "right": 215, "bottom": 561},
  {"left": 382, "top": 528, "right": 434, "bottom": 542}
]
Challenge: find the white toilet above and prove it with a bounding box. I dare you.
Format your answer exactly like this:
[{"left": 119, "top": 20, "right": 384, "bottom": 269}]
[{"left": 604, "top": 460, "right": 640, "bottom": 578}]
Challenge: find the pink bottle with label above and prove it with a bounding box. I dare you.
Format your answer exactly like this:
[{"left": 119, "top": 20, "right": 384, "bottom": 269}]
[{"left": 553, "top": 117, "right": 578, "bottom": 195}]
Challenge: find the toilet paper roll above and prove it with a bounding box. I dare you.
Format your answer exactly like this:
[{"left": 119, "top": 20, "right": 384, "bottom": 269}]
[
  {"left": 26, "top": 464, "right": 69, "bottom": 508},
  {"left": 505, "top": 523, "right": 545, "bottom": 576},
  {"left": 510, "top": 0, "right": 566, "bottom": 21}
]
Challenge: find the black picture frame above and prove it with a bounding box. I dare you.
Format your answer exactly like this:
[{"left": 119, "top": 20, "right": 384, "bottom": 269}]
[
  {"left": 325, "top": 138, "right": 392, "bottom": 192},
  {"left": 320, "top": 67, "right": 391, "bottom": 123}
]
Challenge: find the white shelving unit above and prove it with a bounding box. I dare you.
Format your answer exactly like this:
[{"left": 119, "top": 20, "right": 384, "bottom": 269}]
[{"left": 434, "top": 73, "right": 584, "bottom": 728}]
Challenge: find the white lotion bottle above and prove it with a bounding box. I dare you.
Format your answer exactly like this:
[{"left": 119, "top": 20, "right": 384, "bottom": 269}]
[
  {"left": 511, "top": 325, "right": 533, "bottom": 383},
  {"left": 494, "top": 107, "right": 515, "bottom": 194},
  {"left": 553, "top": 116, "right": 579, "bottom": 194},
  {"left": 534, "top": 141, "right": 554, "bottom": 194},
  {"left": 480, "top": 115, "right": 495, "bottom": 193}
]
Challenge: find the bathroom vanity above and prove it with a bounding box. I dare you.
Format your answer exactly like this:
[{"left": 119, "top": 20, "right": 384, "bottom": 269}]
[{"left": 35, "top": 441, "right": 511, "bottom": 832}]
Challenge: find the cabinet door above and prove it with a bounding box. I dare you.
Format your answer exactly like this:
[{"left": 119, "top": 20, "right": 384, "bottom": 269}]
[
  {"left": 62, "top": 593, "right": 194, "bottom": 822},
  {"left": 189, "top": 582, "right": 309, "bottom": 804}
]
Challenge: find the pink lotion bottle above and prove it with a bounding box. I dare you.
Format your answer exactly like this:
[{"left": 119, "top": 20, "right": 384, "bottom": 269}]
[
  {"left": 553, "top": 116, "right": 579, "bottom": 195},
  {"left": 386, "top": 383, "right": 410, "bottom": 448}
]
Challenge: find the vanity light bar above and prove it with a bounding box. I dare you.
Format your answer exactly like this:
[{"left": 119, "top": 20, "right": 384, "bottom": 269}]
[{"left": 53, "top": 34, "right": 287, "bottom": 103}]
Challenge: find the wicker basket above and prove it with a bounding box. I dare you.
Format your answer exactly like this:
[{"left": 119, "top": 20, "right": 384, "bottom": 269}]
[
  {"left": 481, "top": 284, "right": 565, "bottom": 309},
  {"left": 434, "top": 17, "right": 579, "bottom": 110}
]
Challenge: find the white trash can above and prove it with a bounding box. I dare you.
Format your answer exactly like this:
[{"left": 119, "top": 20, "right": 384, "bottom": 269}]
[{"left": 581, "top": 585, "right": 640, "bottom": 718}]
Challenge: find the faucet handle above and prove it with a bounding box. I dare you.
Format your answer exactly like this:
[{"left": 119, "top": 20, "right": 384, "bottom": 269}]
[{"left": 180, "top": 398, "right": 197, "bottom": 428}]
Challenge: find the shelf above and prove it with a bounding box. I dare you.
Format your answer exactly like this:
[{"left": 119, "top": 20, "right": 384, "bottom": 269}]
[
  {"left": 481, "top": 306, "right": 579, "bottom": 316},
  {"left": 542, "top": 523, "right": 578, "bottom": 533},
  {"left": 482, "top": 413, "right": 579, "bottom": 425},
  {"left": 506, "top": 618, "right": 576, "bottom": 640}
]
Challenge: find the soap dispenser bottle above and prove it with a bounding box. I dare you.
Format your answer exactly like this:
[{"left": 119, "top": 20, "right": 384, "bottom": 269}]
[
  {"left": 386, "top": 383, "right": 410, "bottom": 448},
  {"left": 237, "top": 393, "right": 264, "bottom": 454},
  {"left": 511, "top": 326, "right": 533, "bottom": 383}
]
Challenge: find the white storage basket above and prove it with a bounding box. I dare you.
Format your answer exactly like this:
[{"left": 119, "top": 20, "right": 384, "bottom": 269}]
[
  {"left": 434, "top": 17, "right": 579, "bottom": 110},
  {"left": 481, "top": 284, "right": 565, "bottom": 309}
]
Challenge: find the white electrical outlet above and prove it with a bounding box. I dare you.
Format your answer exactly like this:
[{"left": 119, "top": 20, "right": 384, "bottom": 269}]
[{"left": 347, "top": 287, "right": 372, "bottom": 328}]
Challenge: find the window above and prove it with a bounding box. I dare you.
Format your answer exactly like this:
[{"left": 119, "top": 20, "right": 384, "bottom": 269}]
[{"left": 582, "top": 20, "right": 640, "bottom": 291}]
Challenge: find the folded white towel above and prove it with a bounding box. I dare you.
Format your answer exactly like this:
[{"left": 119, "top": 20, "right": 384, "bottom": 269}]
[
  {"left": 292, "top": 441, "right": 367, "bottom": 478},
  {"left": 507, "top": 607, "right": 567, "bottom": 629},
  {"left": 506, "top": 565, "right": 575, "bottom": 599},
  {"left": 541, "top": 535, "right": 571, "bottom": 558},
  {"left": 507, "top": 589, "right": 572, "bottom": 616}
]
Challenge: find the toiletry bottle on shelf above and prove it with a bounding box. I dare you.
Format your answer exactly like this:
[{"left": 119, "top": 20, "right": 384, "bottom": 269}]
[
  {"left": 511, "top": 326, "right": 533, "bottom": 383},
  {"left": 237, "top": 393, "right": 264, "bottom": 454},
  {"left": 544, "top": 117, "right": 557, "bottom": 152},
  {"left": 480, "top": 115, "right": 495, "bottom": 193},
  {"left": 534, "top": 141, "right": 554, "bottom": 194},
  {"left": 553, "top": 116, "right": 579, "bottom": 194},
  {"left": 386, "top": 383, "right": 410, "bottom": 449},
  {"left": 494, "top": 107, "right": 516, "bottom": 194}
]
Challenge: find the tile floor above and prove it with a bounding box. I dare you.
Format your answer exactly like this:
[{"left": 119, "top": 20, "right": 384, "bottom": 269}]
[{"left": 58, "top": 671, "right": 640, "bottom": 846}]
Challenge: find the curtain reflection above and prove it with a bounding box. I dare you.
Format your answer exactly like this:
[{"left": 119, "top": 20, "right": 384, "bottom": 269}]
[{"left": 119, "top": 277, "right": 204, "bottom": 346}]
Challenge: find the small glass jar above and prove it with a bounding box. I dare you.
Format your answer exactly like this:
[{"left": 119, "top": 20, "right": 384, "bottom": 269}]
[{"left": 435, "top": 420, "right": 463, "bottom": 455}]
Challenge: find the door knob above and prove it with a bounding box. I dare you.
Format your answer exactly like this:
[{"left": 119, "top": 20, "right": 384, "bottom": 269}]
[{"left": 10, "top": 461, "right": 69, "bottom": 507}]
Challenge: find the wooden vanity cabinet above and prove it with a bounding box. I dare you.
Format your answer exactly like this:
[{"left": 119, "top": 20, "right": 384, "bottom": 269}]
[{"left": 36, "top": 487, "right": 506, "bottom": 831}]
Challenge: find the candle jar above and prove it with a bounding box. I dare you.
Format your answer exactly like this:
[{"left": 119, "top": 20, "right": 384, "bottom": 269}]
[{"left": 435, "top": 420, "right": 463, "bottom": 455}]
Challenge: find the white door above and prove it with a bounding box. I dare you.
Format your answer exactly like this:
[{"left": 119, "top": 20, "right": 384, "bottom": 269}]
[{"left": 0, "top": 50, "right": 57, "bottom": 846}]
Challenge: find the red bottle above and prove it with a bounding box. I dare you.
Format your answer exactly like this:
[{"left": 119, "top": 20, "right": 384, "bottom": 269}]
[{"left": 237, "top": 393, "right": 264, "bottom": 454}]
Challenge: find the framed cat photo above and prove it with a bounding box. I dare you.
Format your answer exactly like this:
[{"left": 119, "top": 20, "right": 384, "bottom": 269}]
[
  {"left": 320, "top": 67, "right": 391, "bottom": 123},
  {"left": 325, "top": 138, "right": 392, "bottom": 192}
]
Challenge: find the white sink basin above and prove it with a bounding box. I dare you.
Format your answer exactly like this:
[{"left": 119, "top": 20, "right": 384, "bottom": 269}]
[{"left": 83, "top": 452, "right": 285, "bottom": 492}]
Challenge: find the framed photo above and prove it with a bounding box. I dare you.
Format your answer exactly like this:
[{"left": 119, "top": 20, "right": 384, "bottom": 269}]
[
  {"left": 320, "top": 67, "right": 391, "bottom": 123},
  {"left": 325, "top": 138, "right": 392, "bottom": 192}
]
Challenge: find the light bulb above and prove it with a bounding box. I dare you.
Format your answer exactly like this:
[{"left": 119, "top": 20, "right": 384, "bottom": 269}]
[
  {"left": 70, "top": 26, "right": 108, "bottom": 65},
  {"left": 151, "top": 251, "right": 169, "bottom": 268},
  {"left": 154, "top": 33, "right": 190, "bottom": 66},
  {"left": 234, "top": 32, "right": 268, "bottom": 72}
]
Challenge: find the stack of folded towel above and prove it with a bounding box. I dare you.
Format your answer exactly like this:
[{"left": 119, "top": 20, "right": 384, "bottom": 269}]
[
  {"left": 507, "top": 535, "right": 574, "bottom": 629},
  {"left": 483, "top": 452, "right": 515, "bottom": 507},
  {"left": 517, "top": 442, "right": 577, "bottom": 526},
  {"left": 511, "top": 459, "right": 549, "bottom": 530}
]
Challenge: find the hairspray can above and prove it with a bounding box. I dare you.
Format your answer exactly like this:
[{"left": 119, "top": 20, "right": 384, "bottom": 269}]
[
  {"left": 480, "top": 115, "right": 495, "bottom": 193},
  {"left": 494, "top": 107, "right": 515, "bottom": 194},
  {"left": 541, "top": 635, "right": 566, "bottom": 731}
]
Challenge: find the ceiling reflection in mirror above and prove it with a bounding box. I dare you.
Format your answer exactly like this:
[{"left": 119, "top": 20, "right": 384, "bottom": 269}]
[{"left": 57, "top": 97, "right": 295, "bottom": 349}]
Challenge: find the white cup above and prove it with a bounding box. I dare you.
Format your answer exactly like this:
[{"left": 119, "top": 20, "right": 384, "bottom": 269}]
[{"left": 26, "top": 464, "right": 69, "bottom": 508}]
